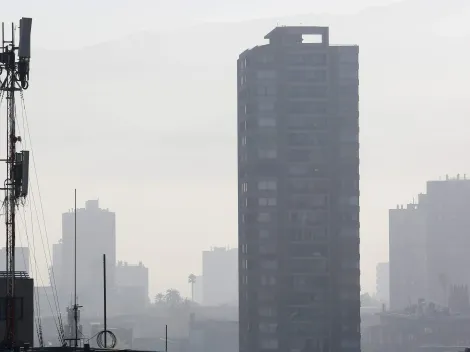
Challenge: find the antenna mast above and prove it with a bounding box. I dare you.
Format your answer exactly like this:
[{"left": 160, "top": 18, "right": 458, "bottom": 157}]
[{"left": 0, "top": 18, "right": 32, "bottom": 348}]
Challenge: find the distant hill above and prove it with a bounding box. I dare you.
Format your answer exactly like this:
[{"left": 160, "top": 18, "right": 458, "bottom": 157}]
[
  {"left": 21, "top": 0, "right": 470, "bottom": 295},
  {"left": 29, "top": 0, "right": 470, "bottom": 180}
]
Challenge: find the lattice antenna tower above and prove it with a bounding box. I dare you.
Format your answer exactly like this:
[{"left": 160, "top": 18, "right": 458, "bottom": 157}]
[{"left": 0, "top": 17, "right": 32, "bottom": 348}]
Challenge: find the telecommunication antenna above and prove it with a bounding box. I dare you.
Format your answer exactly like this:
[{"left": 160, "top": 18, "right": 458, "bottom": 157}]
[{"left": 0, "top": 17, "right": 32, "bottom": 348}]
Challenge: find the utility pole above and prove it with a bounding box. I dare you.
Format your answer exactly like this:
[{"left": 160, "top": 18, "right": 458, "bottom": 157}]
[
  {"left": 0, "top": 18, "right": 32, "bottom": 348},
  {"left": 103, "top": 254, "right": 107, "bottom": 349}
]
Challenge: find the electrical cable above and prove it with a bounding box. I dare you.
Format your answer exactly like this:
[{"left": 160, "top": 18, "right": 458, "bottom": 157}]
[{"left": 18, "top": 92, "right": 66, "bottom": 344}]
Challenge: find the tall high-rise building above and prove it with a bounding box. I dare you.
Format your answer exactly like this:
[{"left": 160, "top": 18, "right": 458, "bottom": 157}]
[
  {"left": 389, "top": 200, "right": 426, "bottom": 311},
  {"left": 425, "top": 177, "right": 470, "bottom": 305},
  {"left": 389, "top": 177, "right": 470, "bottom": 310},
  {"left": 237, "top": 26, "right": 360, "bottom": 352},
  {"left": 202, "top": 247, "right": 238, "bottom": 306},
  {"left": 60, "top": 199, "right": 116, "bottom": 314}
]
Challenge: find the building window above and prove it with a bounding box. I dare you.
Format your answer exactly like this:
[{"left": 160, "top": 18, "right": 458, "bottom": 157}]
[
  {"left": 241, "top": 136, "right": 247, "bottom": 146},
  {"left": 261, "top": 275, "right": 277, "bottom": 286},
  {"left": 288, "top": 53, "right": 327, "bottom": 65},
  {"left": 259, "top": 229, "right": 271, "bottom": 239},
  {"left": 287, "top": 115, "right": 327, "bottom": 130},
  {"left": 259, "top": 197, "right": 277, "bottom": 207},
  {"left": 290, "top": 195, "right": 327, "bottom": 208},
  {"left": 256, "top": 70, "right": 277, "bottom": 79},
  {"left": 257, "top": 212, "right": 272, "bottom": 223},
  {"left": 288, "top": 132, "right": 327, "bottom": 147},
  {"left": 288, "top": 178, "right": 329, "bottom": 193},
  {"left": 258, "top": 148, "right": 277, "bottom": 159},
  {"left": 259, "top": 323, "right": 278, "bottom": 334},
  {"left": 257, "top": 85, "right": 277, "bottom": 96},
  {"left": 287, "top": 69, "right": 327, "bottom": 83},
  {"left": 260, "top": 243, "right": 276, "bottom": 254},
  {"left": 288, "top": 149, "right": 326, "bottom": 163},
  {"left": 258, "top": 117, "right": 276, "bottom": 127},
  {"left": 258, "top": 290, "right": 276, "bottom": 301},
  {"left": 288, "top": 85, "right": 327, "bottom": 98},
  {"left": 260, "top": 338, "right": 279, "bottom": 350},
  {"left": 261, "top": 260, "right": 278, "bottom": 270},
  {"left": 256, "top": 55, "right": 274, "bottom": 64},
  {"left": 258, "top": 101, "right": 275, "bottom": 112},
  {"left": 258, "top": 306, "right": 277, "bottom": 317},
  {"left": 241, "top": 182, "right": 248, "bottom": 193},
  {"left": 288, "top": 101, "right": 327, "bottom": 114},
  {"left": 288, "top": 164, "right": 324, "bottom": 177},
  {"left": 289, "top": 227, "right": 327, "bottom": 242},
  {"left": 258, "top": 180, "right": 277, "bottom": 191},
  {"left": 290, "top": 257, "right": 328, "bottom": 274},
  {"left": 288, "top": 210, "right": 322, "bottom": 225}
]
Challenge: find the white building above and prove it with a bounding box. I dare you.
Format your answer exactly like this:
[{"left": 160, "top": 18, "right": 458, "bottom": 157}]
[
  {"left": 202, "top": 247, "right": 237, "bottom": 306},
  {"left": 376, "top": 262, "right": 390, "bottom": 305}
]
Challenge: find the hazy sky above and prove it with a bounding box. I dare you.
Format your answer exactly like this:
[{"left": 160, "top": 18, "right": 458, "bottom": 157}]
[
  {"left": 2, "top": 0, "right": 403, "bottom": 49},
  {"left": 1, "top": 0, "right": 469, "bottom": 306}
]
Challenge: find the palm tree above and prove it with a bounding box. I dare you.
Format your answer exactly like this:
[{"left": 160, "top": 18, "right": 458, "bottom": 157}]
[
  {"left": 154, "top": 292, "right": 165, "bottom": 305},
  {"left": 188, "top": 274, "right": 197, "bottom": 302},
  {"left": 165, "top": 288, "right": 182, "bottom": 306}
]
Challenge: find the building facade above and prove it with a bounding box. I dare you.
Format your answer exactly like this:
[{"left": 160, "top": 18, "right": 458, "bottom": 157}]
[
  {"left": 202, "top": 247, "right": 238, "bottom": 306},
  {"left": 237, "top": 26, "right": 360, "bottom": 352},
  {"left": 389, "top": 177, "right": 470, "bottom": 310},
  {"left": 60, "top": 199, "right": 116, "bottom": 314},
  {"left": 425, "top": 177, "right": 470, "bottom": 305},
  {"left": 194, "top": 275, "right": 203, "bottom": 304},
  {"left": 115, "top": 261, "right": 149, "bottom": 314},
  {"left": 389, "top": 200, "right": 427, "bottom": 311},
  {"left": 376, "top": 262, "right": 389, "bottom": 305},
  {"left": 0, "top": 273, "right": 34, "bottom": 347}
]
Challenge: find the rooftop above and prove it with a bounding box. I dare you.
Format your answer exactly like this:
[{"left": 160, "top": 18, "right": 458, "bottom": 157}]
[{"left": 264, "top": 26, "right": 329, "bottom": 46}]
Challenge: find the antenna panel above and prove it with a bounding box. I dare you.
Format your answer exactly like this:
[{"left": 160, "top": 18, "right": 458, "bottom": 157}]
[
  {"left": 18, "top": 17, "right": 32, "bottom": 58},
  {"left": 21, "top": 150, "right": 29, "bottom": 197}
]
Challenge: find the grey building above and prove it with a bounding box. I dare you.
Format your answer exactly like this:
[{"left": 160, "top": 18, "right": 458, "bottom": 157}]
[
  {"left": 389, "top": 200, "right": 426, "bottom": 311},
  {"left": 389, "top": 176, "right": 470, "bottom": 310},
  {"left": 115, "top": 261, "right": 150, "bottom": 314},
  {"left": 375, "top": 262, "right": 389, "bottom": 305},
  {"left": 425, "top": 177, "right": 470, "bottom": 305},
  {"left": 60, "top": 199, "right": 116, "bottom": 315},
  {"left": 237, "top": 26, "right": 360, "bottom": 352},
  {"left": 202, "top": 247, "right": 238, "bottom": 306}
]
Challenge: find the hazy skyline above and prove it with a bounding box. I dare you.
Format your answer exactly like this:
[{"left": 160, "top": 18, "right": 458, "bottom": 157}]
[{"left": 1, "top": 0, "right": 469, "bottom": 304}]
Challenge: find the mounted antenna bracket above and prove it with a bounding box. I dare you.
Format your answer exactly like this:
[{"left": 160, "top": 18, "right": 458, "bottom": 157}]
[{"left": 14, "top": 150, "right": 29, "bottom": 198}]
